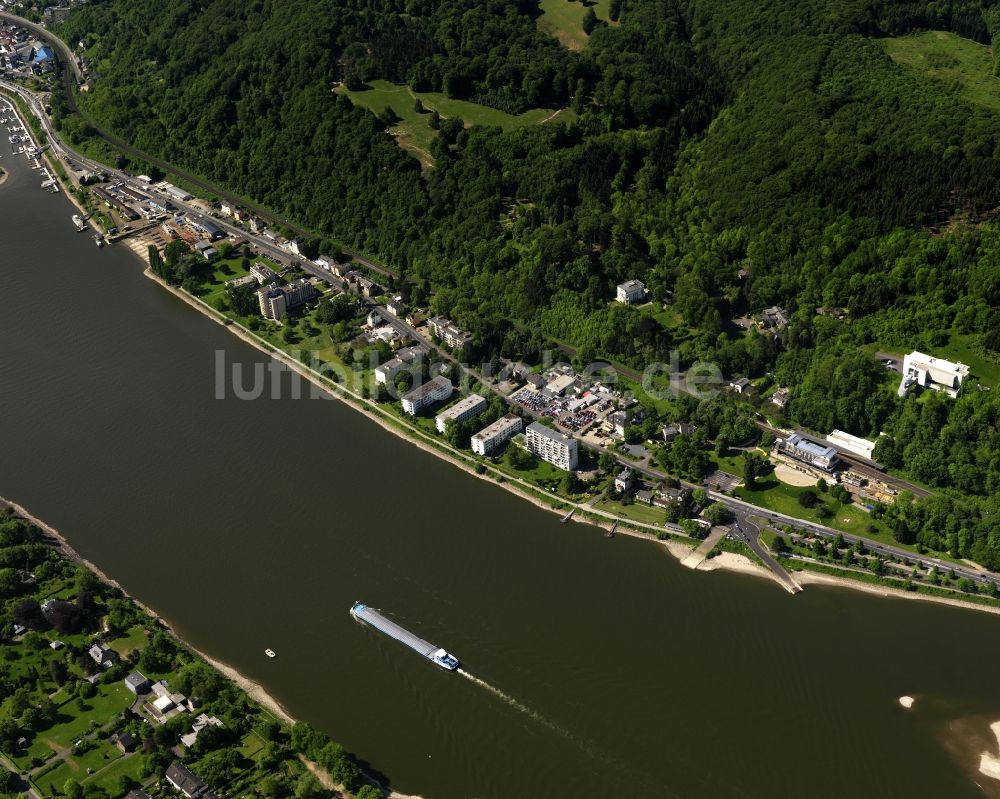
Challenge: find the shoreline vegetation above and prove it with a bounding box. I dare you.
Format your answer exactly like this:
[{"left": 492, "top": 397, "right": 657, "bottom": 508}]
[
  {"left": 137, "top": 255, "right": 1000, "bottom": 620},
  {"left": 0, "top": 496, "right": 419, "bottom": 799}
]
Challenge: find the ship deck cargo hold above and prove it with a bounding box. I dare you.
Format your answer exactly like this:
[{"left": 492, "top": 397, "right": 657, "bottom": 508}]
[{"left": 350, "top": 602, "right": 459, "bottom": 670}]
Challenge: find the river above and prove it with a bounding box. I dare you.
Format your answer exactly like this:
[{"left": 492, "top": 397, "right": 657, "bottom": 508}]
[{"left": 2, "top": 141, "right": 1000, "bottom": 799}]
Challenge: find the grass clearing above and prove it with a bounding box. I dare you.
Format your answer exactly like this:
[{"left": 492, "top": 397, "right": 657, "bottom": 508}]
[
  {"left": 338, "top": 80, "right": 573, "bottom": 167},
  {"left": 536, "top": 0, "right": 613, "bottom": 50},
  {"left": 593, "top": 497, "right": 666, "bottom": 526},
  {"left": 884, "top": 31, "right": 1000, "bottom": 112}
]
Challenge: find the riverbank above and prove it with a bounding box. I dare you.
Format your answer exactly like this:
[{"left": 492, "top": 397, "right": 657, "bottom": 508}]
[
  {"left": 0, "top": 495, "right": 422, "bottom": 799},
  {"left": 138, "top": 262, "right": 1000, "bottom": 620},
  {"left": 0, "top": 496, "right": 296, "bottom": 722}
]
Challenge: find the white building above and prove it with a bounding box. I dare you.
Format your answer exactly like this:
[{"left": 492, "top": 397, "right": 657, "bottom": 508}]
[
  {"left": 402, "top": 376, "right": 453, "bottom": 416},
  {"left": 250, "top": 262, "right": 276, "bottom": 285},
  {"left": 826, "top": 429, "right": 877, "bottom": 461},
  {"left": 471, "top": 415, "right": 523, "bottom": 455},
  {"left": 427, "top": 316, "right": 472, "bottom": 349},
  {"left": 375, "top": 357, "right": 406, "bottom": 386},
  {"left": 776, "top": 432, "right": 838, "bottom": 472},
  {"left": 435, "top": 394, "right": 487, "bottom": 434},
  {"left": 616, "top": 279, "right": 646, "bottom": 305},
  {"left": 257, "top": 279, "right": 316, "bottom": 320},
  {"left": 525, "top": 422, "right": 578, "bottom": 471},
  {"left": 899, "top": 351, "right": 969, "bottom": 398}
]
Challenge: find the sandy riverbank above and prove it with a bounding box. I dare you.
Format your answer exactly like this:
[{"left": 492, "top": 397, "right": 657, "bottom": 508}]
[
  {"left": 0, "top": 169, "right": 8, "bottom": 187},
  {"left": 0, "top": 496, "right": 296, "bottom": 722},
  {"left": 793, "top": 570, "right": 1000, "bottom": 616},
  {"left": 980, "top": 722, "right": 1000, "bottom": 781}
]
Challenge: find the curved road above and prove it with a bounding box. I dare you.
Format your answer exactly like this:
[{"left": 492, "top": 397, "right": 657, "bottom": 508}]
[
  {"left": 0, "top": 10, "right": 399, "bottom": 281},
  {"left": 0, "top": 11, "right": 82, "bottom": 82}
]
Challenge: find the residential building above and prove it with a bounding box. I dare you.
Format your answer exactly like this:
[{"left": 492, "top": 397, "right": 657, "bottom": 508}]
[
  {"left": 616, "top": 279, "right": 646, "bottom": 305},
  {"left": 524, "top": 373, "right": 545, "bottom": 390},
  {"left": 180, "top": 714, "right": 224, "bottom": 749},
  {"left": 49, "top": 640, "right": 63, "bottom": 650},
  {"left": 826, "top": 429, "right": 877, "bottom": 461},
  {"left": 115, "top": 732, "right": 138, "bottom": 754},
  {"left": 471, "top": 415, "right": 523, "bottom": 455},
  {"left": 898, "top": 351, "right": 969, "bottom": 398},
  {"left": 657, "top": 485, "right": 691, "bottom": 506},
  {"left": 124, "top": 671, "right": 150, "bottom": 695},
  {"left": 435, "top": 394, "right": 487, "bottom": 434},
  {"left": 165, "top": 762, "right": 217, "bottom": 799},
  {"left": 402, "top": 376, "right": 453, "bottom": 416},
  {"left": 258, "top": 279, "right": 316, "bottom": 320},
  {"left": 728, "top": 377, "right": 751, "bottom": 394},
  {"left": 662, "top": 422, "right": 694, "bottom": 442},
  {"left": 525, "top": 422, "right": 578, "bottom": 470},
  {"left": 88, "top": 643, "right": 116, "bottom": 669},
  {"left": 771, "top": 388, "right": 791, "bottom": 409},
  {"left": 224, "top": 274, "right": 257, "bottom": 290},
  {"left": 427, "top": 316, "right": 473, "bottom": 350},
  {"left": 609, "top": 410, "right": 629, "bottom": 439},
  {"left": 219, "top": 202, "right": 234, "bottom": 217},
  {"left": 635, "top": 489, "right": 655, "bottom": 505},
  {"left": 355, "top": 275, "right": 381, "bottom": 298},
  {"left": 375, "top": 358, "right": 406, "bottom": 386},
  {"left": 760, "top": 306, "right": 789, "bottom": 330},
  {"left": 614, "top": 469, "right": 635, "bottom": 493},
  {"left": 250, "top": 263, "right": 276, "bottom": 285},
  {"left": 386, "top": 298, "right": 408, "bottom": 317},
  {"left": 776, "top": 432, "right": 838, "bottom": 472}
]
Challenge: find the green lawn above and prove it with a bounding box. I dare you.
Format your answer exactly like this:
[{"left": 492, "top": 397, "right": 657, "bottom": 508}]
[
  {"left": 84, "top": 752, "right": 146, "bottom": 794},
  {"left": 593, "top": 497, "right": 666, "bottom": 526},
  {"left": 884, "top": 31, "right": 1000, "bottom": 112},
  {"left": 936, "top": 333, "right": 1000, "bottom": 387},
  {"left": 737, "top": 478, "right": 967, "bottom": 565},
  {"left": 338, "top": 80, "right": 573, "bottom": 167},
  {"left": 109, "top": 625, "right": 148, "bottom": 658},
  {"left": 34, "top": 743, "right": 122, "bottom": 797},
  {"left": 537, "top": 0, "right": 613, "bottom": 50},
  {"left": 39, "top": 684, "right": 133, "bottom": 751}
]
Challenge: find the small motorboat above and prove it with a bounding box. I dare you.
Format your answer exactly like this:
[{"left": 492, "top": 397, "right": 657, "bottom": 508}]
[{"left": 264, "top": 648, "right": 276, "bottom": 658}]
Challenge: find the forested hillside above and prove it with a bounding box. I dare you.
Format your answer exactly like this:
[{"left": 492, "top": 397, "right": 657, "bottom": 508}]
[{"left": 48, "top": 0, "right": 1000, "bottom": 566}]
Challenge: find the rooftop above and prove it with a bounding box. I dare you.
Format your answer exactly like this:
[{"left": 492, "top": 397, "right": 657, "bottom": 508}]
[
  {"left": 527, "top": 421, "right": 574, "bottom": 444},
  {"left": 402, "top": 375, "right": 452, "bottom": 402}
]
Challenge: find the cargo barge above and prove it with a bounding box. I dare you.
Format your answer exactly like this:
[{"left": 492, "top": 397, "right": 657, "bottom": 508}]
[{"left": 350, "top": 602, "right": 459, "bottom": 671}]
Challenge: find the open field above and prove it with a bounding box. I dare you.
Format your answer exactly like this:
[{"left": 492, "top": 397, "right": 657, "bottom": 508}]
[
  {"left": 884, "top": 30, "right": 1000, "bottom": 112},
  {"left": 338, "top": 80, "right": 573, "bottom": 167},
  {"left": 536, "top": 0, "right": 612, "bottom": 49},
  {"left": 593, "top": 497, "right": 667, "bottom": 526}
]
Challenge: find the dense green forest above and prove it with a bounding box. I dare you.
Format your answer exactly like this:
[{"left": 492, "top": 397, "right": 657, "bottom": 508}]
[{"left": 46, "top": 0, "right": 1000, "bottom": 565}]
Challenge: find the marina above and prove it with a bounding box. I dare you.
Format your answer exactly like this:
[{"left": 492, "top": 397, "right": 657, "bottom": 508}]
[{"left": 351, "top": 602, "right": 460, "bottom": 671}]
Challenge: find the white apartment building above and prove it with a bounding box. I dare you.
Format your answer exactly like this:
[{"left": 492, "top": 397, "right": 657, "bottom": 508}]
[
  {"left": 402, "top": 376, "right": 453, "bottom": 416},
  {"left": 471, "top": 415, "right": 523, "bottom": 455},
  {"left": 435, "top": 394, "right": 487, "bottom": 434},
  {"left": 525, "top": 421, "right": 578, "bottom": 471},
  {"left": 616, "top": 279, "right": 646, "bottom": 305},
  {"left": 257, "top": 279, "right": 315, "bottom": 320}
]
